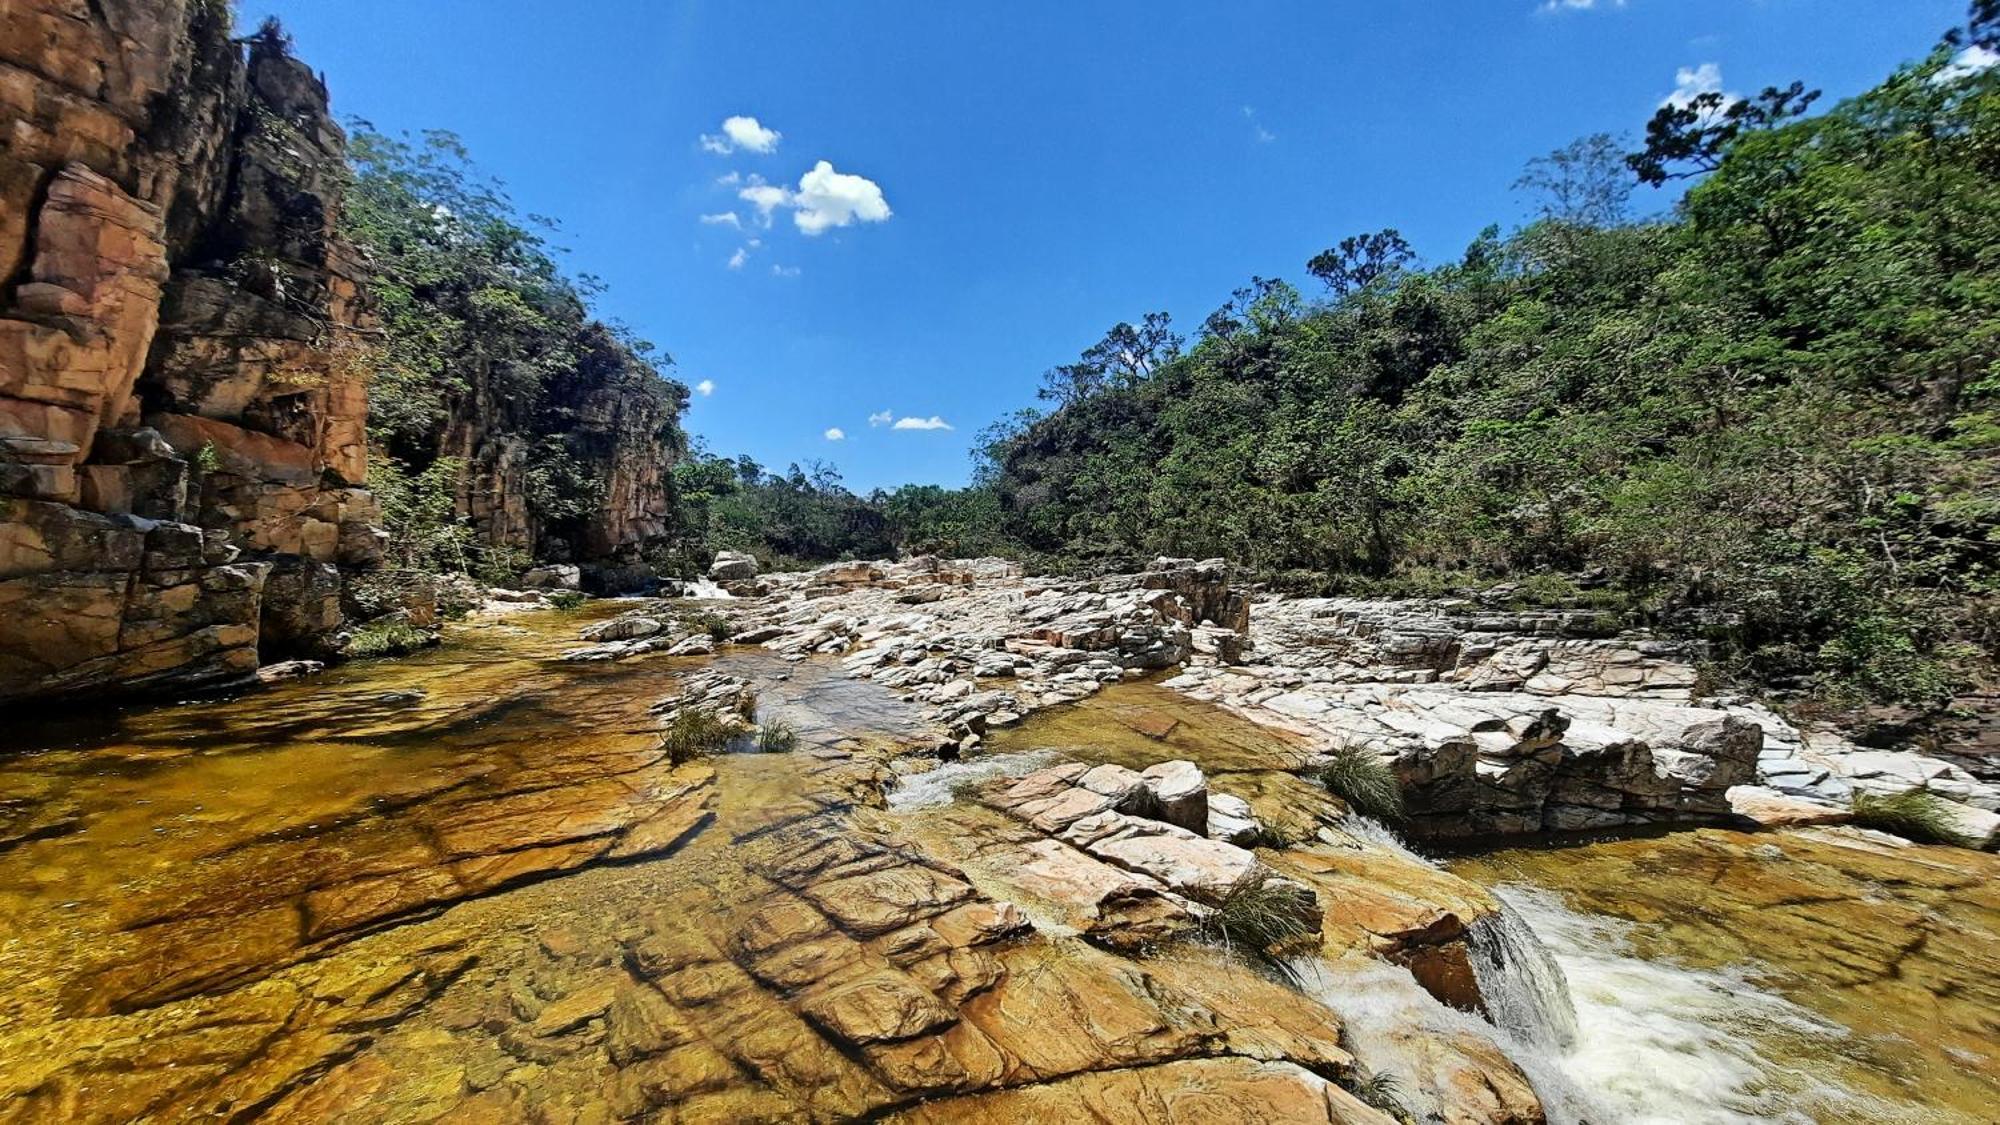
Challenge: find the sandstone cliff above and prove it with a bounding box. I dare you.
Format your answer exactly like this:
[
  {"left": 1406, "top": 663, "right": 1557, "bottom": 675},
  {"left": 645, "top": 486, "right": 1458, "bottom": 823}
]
[
  {"left": 0, "top": 4, "right": 683, "bottom": 703},
  {"left": 1, "top": 3, "right": 379, "bottom": 703}
]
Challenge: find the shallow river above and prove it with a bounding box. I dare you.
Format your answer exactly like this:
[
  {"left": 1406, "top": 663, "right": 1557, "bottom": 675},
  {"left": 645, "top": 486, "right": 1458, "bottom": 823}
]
[{"left": 0, "top": 605, "right": 1993, "bottom": 1122}]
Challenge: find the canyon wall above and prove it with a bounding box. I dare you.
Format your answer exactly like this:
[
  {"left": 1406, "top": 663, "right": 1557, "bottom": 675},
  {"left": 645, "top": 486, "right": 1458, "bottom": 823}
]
[
  {"left": 1, "top": 2, "right": 377, "bottom": 702},
  {"left": 0, "top": 3, "right": 683, "bottom": 703}
]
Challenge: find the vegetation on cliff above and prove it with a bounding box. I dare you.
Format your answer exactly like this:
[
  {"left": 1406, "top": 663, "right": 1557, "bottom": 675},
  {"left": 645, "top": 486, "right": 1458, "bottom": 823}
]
[{"left": 340, "top": 124, "right": 688, "bottom": 579}]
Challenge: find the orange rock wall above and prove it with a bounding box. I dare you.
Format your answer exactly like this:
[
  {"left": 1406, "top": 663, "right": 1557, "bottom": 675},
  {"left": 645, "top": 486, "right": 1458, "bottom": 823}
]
[{"left": 0, "top": 3, "right": 379, "bottom": 700}]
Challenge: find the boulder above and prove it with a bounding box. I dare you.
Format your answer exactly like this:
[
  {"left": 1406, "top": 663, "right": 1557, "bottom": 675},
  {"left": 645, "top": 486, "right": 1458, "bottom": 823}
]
[
  {"left": 1140, "top": 760, "right": 1210, "bottom": 834},
  {"left": 521, "top": 564, "right": 581, "bottom": 591},
  {"left": 709, "top": 550, "right": 759, "bottom": 581},
  {"left": 1726, "top": 785, "right": 1850, "bottom": 829},
  {"left": 580, "top": 615, "right": 662, "bottom": 642}
]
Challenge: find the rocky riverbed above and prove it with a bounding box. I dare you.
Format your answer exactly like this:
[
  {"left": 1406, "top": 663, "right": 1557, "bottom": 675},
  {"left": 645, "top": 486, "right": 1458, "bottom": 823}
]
[{"left": 0, "top": 558, "right": 1994, "bottom": 1123}]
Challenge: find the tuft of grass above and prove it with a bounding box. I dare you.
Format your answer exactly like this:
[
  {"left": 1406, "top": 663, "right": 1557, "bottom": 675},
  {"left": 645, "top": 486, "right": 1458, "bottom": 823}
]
[
  {"left": 663, "top": 708, "right": 735, "bottom": 766},
  {"left": 1851, "top": 790, "right": 1974, "bottom": 847},
  {"left": 1204, "top": 872, "right": 1318, "bottom": 973},
  {"left": 547, "top": 590, "right": 588, "bottom": 611},
  {"left": 1341, "top": 1066, "right": 1410, "bottom": 1122},
  {"left": 1313, "top": 744, "right": 1404, "bottom": 823},
  {"left": 755, "top": 720, "right": 798, "bottom": 754},
  {"left": 345, "top": 619, "right": 435, "bottom": 659}
]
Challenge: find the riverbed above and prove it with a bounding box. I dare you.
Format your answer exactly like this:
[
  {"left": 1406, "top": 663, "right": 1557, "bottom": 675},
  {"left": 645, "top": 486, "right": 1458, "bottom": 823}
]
[{"left": 0, "top": 606, "right": 1993, "bottom": 1122}]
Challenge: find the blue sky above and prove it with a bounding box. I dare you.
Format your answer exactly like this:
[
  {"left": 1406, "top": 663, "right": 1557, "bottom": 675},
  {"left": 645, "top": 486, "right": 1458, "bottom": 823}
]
[{"left": 260, "top": 0, "right": 1968, "bottom": 490}]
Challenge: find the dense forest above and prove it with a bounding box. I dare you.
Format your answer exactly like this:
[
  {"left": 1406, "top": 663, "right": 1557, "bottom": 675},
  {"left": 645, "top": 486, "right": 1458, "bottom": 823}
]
[{"left": 350, "top": 8, "right": 1998, "bottom": 710}]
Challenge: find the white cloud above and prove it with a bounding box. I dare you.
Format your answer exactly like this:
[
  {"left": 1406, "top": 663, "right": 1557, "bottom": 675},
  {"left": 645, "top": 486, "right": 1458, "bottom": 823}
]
[
  {"left": 1938, "top": 44, "right": 2000, "bottom": 84},
  {"left": 823, "top": 427, "right": 845, "bottom": 441},
  {"left": 700, "top": 114, "right": 782, "bottom": 155},
  {"left": 700, "top": 211, "right": 741, "bottom": 228},
  {"left": 892, "top": 415, "right": 953, "bottom": 431},
  {"left": 726, "top": 247, "right": 748, "bottom": 270},
  {"left": 738, "top": 177, "right": 792, "bottom": 227},
  {"left": 1664, "top": 62, "right": 1728, "bottom": 109},
  {"left": 694, "top": 379, "right": 715, "bottom": 396},
  {"left": 867, "top": 409, "right": 893, "bottom": 427},
  {"left": 1540, "top": 0, "right": 1625, "bottom": 11},
  {"left": 716, "top": 171, "right": 742, "bottom": 187},
  {"left": 771, "top": 264, "right": 801, "bottom": 278},
  {"left": 791, "top": 161, "right": 892, "bottom": 235},
  {"left": 729, "top": 163, "right": 892, "bottom": 237}
]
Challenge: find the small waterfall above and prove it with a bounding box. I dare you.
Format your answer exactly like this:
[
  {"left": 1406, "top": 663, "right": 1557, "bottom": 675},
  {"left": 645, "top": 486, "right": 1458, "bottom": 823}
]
[
  {"left": 1467, "top": 902, "right": 1581, "bottom": 1051},
  {"left": 676, "top": 578, "right": 734, "bottom": 600}
]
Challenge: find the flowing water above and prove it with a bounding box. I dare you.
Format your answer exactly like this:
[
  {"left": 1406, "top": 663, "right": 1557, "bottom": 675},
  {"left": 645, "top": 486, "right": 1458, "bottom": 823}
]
[
  {"left": 1451, "top": 830, "right": 2000, "bottom": 1124},
  {"left": 981, "top": 682, "right": 2000, "bottom": 1124},
  {"left": 0, "top": 621, "right": 1994, "bottom": 1122}
]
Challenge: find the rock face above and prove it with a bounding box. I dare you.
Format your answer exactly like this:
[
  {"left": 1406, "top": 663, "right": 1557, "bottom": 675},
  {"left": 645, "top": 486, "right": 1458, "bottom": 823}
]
[
  {"left": 428, "top": 320, "right": 680, "bottom": 592},
  {"left": 714, "top": 568, "right": 2000, "bottom": 844},
  {"left": 0, "top": 8, "right": 381, "bottom": 701},
  {"left": 715, "top": 555, "right": 1247, "bottom": 750}
]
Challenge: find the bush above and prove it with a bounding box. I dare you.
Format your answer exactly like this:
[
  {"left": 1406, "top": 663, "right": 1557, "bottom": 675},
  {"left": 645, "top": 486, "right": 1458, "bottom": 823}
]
[
  {"left": 1850, "top": 790, "right": 1974, "bottom": 847},
  {"left": 754, "top": 721, "right": 798, "bottom": 754},
  {"left": 1313, "top": 744, "right": 1404, "bottom": 823},
  {"left": 547, "top": 590, "right": 588, "bottom": 611},
  {"left": 663, "top": 708, "right": 735, "bottom": 766},
  {"left": 691, "top": 612, "right": 735, "bottom": 642},
  {"left": 345, "top": 618, "right": 436, "bottom": 659}
]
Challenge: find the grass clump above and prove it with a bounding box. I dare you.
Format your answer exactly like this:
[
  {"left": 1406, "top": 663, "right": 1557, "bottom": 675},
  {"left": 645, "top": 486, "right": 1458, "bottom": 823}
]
[
  {"left": 344, "top": 618, "right": 435, "bottom": 659},
  {"left": 1340, "top": 1066, "right": 1410, "bottom": 1122},
  {"left": 1313, "top": 744, "right": 1404, "bottom": 823},
  {"left": 546, "top": 589, "right": 588, "bottom": 611},
  {"left": 1850, "top": 790, "right": 1974, "bottom": 848},
  {"left": 1204, "top": 873, "right": 1318, "bottom": 972},
  {"left": 754, "top": 720, "right": 799, "bottom": 754},
  {"left": 663, "top": 708, "right": 735, "bottom": 766}
]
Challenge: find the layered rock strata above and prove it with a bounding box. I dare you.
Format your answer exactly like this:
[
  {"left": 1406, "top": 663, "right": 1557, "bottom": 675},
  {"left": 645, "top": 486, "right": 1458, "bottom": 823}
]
[{"left": 1, "top": 5, "right": 381, "bottom": 701}]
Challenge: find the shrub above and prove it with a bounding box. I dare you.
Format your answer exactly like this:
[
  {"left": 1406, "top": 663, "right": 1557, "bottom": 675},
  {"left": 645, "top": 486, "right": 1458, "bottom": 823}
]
[
  {"left": 345, "top": 618, "right": 435, "bottom": 659},
  {"left": 694, "top": 612, "right": 735, "bottom": 643},
  {"left": 547, "top": 590, "right": 588, "bottom": 611},
  {"left": 1204, "top": 872, "right": 1318, "bottom": 970},
  {"left": 754, "top": 720, "right": 798, "bottom": 754},
  {"left": 1313, "top": 744, "right": 1404, "bottom": 823},
  {"left": 1850, "top": 790, "right": 1973, "bottom": 848},
  {"left": 663, "top": 708, "right": 735, "bottom": 766}
]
